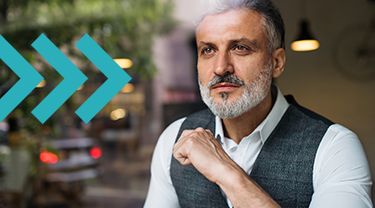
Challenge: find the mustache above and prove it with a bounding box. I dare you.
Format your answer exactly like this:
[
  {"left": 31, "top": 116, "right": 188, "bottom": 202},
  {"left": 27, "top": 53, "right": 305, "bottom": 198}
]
[{"left": 206, "top": 74, "right": 245, "bottom": 88}]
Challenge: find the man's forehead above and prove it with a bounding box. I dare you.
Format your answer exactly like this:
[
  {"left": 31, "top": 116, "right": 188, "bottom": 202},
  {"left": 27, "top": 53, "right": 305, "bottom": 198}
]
[{"left": 196, "top": 9, "right": 266, "bottom": 42}]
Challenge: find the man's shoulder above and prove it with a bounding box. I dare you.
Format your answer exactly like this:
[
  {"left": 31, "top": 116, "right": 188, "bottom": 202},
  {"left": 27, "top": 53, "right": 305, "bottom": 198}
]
[{"left": 285, "top": 95, "right": 334, "bottom": 126}]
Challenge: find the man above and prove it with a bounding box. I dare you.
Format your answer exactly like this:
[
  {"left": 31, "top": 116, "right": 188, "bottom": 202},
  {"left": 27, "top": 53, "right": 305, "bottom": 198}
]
[{"left": 144, "top": 0, "right": 373, "bottom": 207}]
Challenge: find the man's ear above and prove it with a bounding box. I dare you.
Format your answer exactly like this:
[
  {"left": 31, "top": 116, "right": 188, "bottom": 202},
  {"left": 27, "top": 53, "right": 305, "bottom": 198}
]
[{"left": 271, "top": 48, "right": 286, "bottom": 78}]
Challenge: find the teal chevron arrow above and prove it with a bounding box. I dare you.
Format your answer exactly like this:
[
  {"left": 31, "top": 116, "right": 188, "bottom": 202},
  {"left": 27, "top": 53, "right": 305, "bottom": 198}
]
[
  {"left": 75, "top": 34, "right": 131, "bottom": 123},
  {"left": 31, "top": 34, "right": 88, "bottom": 123},
  {"left": 0, "top": 35, "right": 44, "bottom": 122}
]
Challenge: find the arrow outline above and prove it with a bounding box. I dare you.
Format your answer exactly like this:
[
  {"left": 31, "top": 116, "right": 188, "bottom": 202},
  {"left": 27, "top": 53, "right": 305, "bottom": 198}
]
[
  {"left": 31, "top": 34, "right": 88, "bottom": 124},
  {"left": 0, "top": 35, "right": 44, "bottom": 122},
  {"left": 75, "top": 34, "right": 132, "bottom": 123}
]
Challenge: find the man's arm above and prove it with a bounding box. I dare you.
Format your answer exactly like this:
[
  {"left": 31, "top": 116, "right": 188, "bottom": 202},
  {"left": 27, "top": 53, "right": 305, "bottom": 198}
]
[
  {"left": 173, "top": 127, "right": 281, "bottom": 208},
  {"left": 309, "top": 124, "right": 373, "bottom": 208},
  {"left": 143, "top": 119, "right": 185, "bottom": 208},
  {"left": 173, "top": 124, "right": 373, "bottom": 208}
]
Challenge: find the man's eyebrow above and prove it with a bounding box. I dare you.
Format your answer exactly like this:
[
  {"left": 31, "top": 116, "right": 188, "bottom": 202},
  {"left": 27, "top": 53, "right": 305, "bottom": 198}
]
[
  {"left": 229, "top": 38, "right": 260, "bottom": 50},
  {"left": 197, "top": 41, "right": 216, "bottom": 50}
]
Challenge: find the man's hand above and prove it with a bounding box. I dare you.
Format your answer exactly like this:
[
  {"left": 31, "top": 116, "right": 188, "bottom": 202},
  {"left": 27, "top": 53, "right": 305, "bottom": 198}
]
[
  {"left": 172, "top": 127, "right": 281, "bottom": 208},
  {"left": 173, "top": 127, "right": 238, "bottom": 183}
]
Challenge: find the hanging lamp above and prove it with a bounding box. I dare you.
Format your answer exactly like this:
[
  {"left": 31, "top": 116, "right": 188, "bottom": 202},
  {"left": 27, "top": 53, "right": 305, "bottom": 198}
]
[
  {"left": 291, "top": 20, "right": 320, "bottom": 51},
  {"left": 291, "top": 0, "right": 320, "bottom": 52}
]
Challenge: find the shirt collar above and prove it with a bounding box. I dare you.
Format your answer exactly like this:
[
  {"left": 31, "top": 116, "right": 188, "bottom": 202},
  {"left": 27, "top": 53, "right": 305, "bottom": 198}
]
[{"left": 215, "top": 85, "right": 289, "bottom": 144}]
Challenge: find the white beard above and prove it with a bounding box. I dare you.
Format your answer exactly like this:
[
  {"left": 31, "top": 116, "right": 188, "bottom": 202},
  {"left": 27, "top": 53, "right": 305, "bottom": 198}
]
[{"left": 199, "top": 60, "right": 273, "bottom": 119}]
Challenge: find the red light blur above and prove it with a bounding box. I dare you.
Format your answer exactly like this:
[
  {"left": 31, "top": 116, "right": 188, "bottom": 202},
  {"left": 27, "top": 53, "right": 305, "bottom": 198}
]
[
  {"left": 90, "top": 147, "right": 101, "bottom": 159},
  {"left": 40, "top": 151, "right": 58, "bottom": 164}
]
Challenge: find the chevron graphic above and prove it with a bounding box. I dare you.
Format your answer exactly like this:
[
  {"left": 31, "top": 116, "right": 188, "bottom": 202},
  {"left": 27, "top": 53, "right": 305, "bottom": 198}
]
[
  {"left": 0, "top": 35, "right": 44, "bottom": 122},
  {"left": 32, "top": 34, "right": 88, "bottom": 124},
  {"left": 0, "top": 34, "right": 132, "bottom": 123},
  {"left": 75, "top": 34, "right": 132, "bottom": 123}
]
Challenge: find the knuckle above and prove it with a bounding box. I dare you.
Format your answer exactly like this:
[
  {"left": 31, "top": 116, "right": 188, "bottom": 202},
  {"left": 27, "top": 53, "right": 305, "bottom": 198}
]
[
  {"left": 181, "top": 130, "right": 189, "bottom": 135},
  {"left": 195, "top": 127, "right": 205, "bottom": 132},
  {"left": 181, "top": 130, "right": 193, "bottom": 137},
  {"left": 184, "top": 137, "right": 198, "bottom": 147},
  {"left": 189, "top": 131, "right": 199, "bottom": 137},
  {"left": 185, "top": 137, "right": 195, "bottom": 145},
  {"left": 172, "top": 151, "right": 178, "bottom": 158}
]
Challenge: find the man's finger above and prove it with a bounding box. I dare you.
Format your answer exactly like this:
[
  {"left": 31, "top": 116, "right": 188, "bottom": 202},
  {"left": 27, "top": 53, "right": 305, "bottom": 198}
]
[
  {"left": 205, "top": 129, "right": 214, "bottom": 137},
  {"left": 180, "top": 130, "right": 194, "bottom": 140},
  {"left": 174, "top": 130, "right": 194, "bottom": 151},
  {"left": 173, "top": 151, "right": 192, "bottom": 166}
]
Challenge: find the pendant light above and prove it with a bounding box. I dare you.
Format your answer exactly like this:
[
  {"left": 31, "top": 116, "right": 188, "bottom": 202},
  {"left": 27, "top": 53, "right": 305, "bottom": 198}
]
[
  {"left": 291, "top": 20, "right": 320, "bottom": 51},
  {"left": 291, "top": 0, "right": 320, "bottom": 52}
]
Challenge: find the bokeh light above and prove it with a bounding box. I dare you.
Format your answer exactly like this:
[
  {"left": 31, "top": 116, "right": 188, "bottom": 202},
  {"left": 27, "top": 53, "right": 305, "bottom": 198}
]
[{"left": 110, "top": 108, "right": 127, "bottom": 121}]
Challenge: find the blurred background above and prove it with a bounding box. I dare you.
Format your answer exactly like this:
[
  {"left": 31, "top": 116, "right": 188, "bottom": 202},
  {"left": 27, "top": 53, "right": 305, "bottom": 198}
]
[{"left": 0, "top": 0, "right": 374, "bottom": 207}]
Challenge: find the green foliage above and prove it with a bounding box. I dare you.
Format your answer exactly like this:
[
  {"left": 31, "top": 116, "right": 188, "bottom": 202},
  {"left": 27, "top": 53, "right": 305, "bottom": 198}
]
[
  {"left": 0, "top": 0, "right": 176, "bottom": 120},
  {"left": 0, "top": 0, "right": 176, "bottom": 78},
  {"left": 0, "top": 0, "right": 176, "bottom": 174}
]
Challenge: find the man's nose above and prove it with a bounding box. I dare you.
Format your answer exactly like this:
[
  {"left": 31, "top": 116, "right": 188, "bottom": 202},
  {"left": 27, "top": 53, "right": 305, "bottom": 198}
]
[{"left": 213, "top": 52, "right": 234, "bottom": 76}]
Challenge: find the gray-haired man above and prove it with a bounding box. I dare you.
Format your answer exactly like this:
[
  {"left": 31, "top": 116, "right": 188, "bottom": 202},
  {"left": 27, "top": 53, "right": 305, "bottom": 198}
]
[{"left": 144, "top": 0, "right": 372, "bottom": 207}]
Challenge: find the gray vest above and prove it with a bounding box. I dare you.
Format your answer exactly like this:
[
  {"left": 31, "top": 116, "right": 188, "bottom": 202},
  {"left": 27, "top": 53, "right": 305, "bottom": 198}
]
[{"left": 170, "top": 95, "right": 333, "bottom": 208}]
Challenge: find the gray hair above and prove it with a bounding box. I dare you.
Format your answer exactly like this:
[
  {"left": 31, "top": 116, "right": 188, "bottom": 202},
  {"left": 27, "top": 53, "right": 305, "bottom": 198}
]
[{"left": 196, "top": 0, "right": 285, "bottom": 53}]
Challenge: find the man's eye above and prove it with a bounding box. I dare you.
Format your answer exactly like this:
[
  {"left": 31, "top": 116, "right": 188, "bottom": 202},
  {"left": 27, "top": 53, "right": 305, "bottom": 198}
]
[
  {"left": 203, "top": 48, "right": 213, "bottom": 54},
  {"left": 235, "top": 45, "right": 246, "bottom": 51}
]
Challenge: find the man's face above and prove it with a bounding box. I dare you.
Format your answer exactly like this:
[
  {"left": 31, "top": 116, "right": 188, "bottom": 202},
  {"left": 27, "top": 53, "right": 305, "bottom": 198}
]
[{"left": 196, "top": 9, "right": 273, "bottom": 118}]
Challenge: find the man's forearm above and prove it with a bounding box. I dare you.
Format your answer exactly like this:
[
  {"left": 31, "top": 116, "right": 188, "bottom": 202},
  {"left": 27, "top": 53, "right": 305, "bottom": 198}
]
[{"left": 215, "top": 160, "right": 281, "bottom": 208}]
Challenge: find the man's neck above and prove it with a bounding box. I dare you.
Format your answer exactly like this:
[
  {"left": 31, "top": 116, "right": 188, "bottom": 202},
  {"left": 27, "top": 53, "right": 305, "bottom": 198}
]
[{"left": 221, "top": 89, "right": 274, "bottom": 144}]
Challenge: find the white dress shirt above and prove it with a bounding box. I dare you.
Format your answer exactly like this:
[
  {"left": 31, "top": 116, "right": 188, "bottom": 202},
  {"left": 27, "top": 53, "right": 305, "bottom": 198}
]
[{"left": 144, "top": 87, "right": 373, "bottom": 208}]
